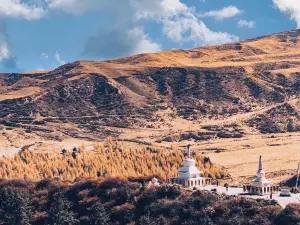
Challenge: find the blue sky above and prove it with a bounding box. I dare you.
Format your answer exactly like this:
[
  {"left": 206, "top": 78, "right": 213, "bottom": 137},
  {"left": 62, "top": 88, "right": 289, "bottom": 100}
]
[{"left": 0, "top": 0, "right": 299, "bottom": 72}]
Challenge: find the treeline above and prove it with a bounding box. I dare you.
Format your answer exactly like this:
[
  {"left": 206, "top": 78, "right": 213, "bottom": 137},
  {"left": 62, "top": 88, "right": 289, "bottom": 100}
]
[
  {"left": 0, "top": 139, "right": 226, "bottom": 180},
  {"left": 0, "top": 178, "right": 299, "bottom": 225}
]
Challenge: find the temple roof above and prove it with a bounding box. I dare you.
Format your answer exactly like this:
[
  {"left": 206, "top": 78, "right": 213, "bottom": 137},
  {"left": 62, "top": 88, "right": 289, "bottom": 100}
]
[{"left": 252, "top": 176, "right": 270, "bottom": 184}]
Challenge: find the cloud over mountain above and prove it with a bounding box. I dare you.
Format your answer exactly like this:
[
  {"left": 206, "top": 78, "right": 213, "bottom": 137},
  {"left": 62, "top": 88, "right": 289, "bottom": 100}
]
[
  {"left": 273, "top": 0, "right": 300, "bottom": 28},
  {"left": 0, "top": 21, "right": 18, "bottom": 71},
  {"left": 48, "top": 0, "right": 239, "bottom": 48},
  {"left": 133, "top": 0, "right": 239, "bottom": 45},
  {"left": 200, "top": 5, "right": 243, "bottom": 20},
  {"left": 83, "top": 25, "right": 161, "bottom": 59},
  {"left": 0, "top": 0, "right": 243, "bottom": 70},
  {"left": 238, "top": 20, "right": 256, "bottom": 28}
]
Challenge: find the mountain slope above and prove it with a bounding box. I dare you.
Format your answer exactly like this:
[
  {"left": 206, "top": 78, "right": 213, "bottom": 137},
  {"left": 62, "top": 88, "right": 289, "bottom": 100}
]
[{"left": 2, "top": 29, "right": 300, "bottom": 147}]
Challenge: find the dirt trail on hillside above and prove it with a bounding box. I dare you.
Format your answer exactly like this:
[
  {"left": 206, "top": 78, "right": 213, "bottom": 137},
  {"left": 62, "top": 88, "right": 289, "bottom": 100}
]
[{"left": 200, "top": 98, "right": 299, "bottom": 127}]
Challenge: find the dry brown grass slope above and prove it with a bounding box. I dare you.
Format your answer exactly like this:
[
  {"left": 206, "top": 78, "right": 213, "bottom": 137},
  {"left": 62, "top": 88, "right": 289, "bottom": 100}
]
[{"left": 2, "top": 30, "right": 300, "bottom": 138}]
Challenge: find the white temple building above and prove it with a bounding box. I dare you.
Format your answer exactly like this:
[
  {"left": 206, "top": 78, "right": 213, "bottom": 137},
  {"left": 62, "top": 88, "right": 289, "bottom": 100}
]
[
  {"left": 243, "top": 156, "right": 279, "bottom": 195},
  {"left": 169, "top": 145, "right": 211, "bottom": 188}
]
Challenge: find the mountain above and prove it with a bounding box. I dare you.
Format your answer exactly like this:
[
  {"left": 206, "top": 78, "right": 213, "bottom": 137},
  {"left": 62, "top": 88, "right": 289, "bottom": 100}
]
[{"left": 2, "top": 29, "right": 300, "bottom": 150}]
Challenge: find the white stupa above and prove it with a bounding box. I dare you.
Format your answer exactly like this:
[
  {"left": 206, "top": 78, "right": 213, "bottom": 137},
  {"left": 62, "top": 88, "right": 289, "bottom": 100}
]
[
  {"left": 243, "top": 156, "right": 279, "bottom": 195},
  {"left": 169, "top": 145, "right": 211, "bottom": 188},
  {"left": 151, "top": 177, "right": 160, "bottom": 186},
  {"left": 146, "top": 177, "right": 160, "bottom": 188}
]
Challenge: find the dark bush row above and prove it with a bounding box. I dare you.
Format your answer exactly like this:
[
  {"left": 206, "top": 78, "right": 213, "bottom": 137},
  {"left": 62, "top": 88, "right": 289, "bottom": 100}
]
[{"left": 0, "top": 178, "right": 299, "bottom": 225}]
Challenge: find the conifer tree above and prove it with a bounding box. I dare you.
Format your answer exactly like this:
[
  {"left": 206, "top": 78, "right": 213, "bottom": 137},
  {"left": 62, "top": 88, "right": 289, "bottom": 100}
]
[
  {"left": 87, "top": 201, "right": 110, "bottom": 225},
  {"left": 138, "top": 211, "right": 156, "bottom": 225},
  {"left": 0, "top": 187, "right": 33, "bottom": 225},
  {"left": 47, "top": 192, "right": 79, "bottom": 225}
]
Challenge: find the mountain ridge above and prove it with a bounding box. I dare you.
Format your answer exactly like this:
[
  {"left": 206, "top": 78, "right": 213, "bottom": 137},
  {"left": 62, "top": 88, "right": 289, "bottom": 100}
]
[{"left": 2, "top": 29, "right": 300, "bottom": 150}]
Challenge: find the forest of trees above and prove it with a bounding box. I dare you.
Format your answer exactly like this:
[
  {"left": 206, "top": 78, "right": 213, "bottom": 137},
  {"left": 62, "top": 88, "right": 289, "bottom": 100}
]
[
  {"left": 0, "top": 139, "right": 226, "bottom": 181},
  {"left": 1, "top": 140, "right": 298, "bottom": 224},
  {"left": 0, "top": 177, "right": 299, "bottom": 225}
]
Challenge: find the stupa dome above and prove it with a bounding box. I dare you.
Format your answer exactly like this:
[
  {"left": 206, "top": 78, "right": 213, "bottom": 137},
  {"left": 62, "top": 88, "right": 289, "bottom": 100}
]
[
  {"left": 183, "top": 158, "right": 196, "bottom": 167},
  {"left": 169, "top": 144, "right": 211, "bottom": 188}
]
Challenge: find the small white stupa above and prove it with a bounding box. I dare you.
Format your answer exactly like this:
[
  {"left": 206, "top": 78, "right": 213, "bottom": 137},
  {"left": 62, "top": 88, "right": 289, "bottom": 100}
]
[
  {"left": 169, "top": 145, "right": 211, "bottom": 188},
  {"left": 151, "top": 177, "right": 160, "bottom": 186},
  {"left": 146, "top": 177, "right": 160, "bottom": 188},
  {"left": 243, "top": 156, "right": 279, "bottom": 195}
]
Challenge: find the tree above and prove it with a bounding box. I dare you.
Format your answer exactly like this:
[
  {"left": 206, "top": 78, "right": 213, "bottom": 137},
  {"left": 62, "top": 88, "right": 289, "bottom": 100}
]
[
  {"left": 0, "top": 187, "right": 34, "bottom": 225},
  {"left": 138, "top": 211, "right": 156, "bottom": 225},
  {"left": 275, "top": 203, "right": 300, "bottom": 225},
  {"left": 47, "top": 192, "right": 79, "bottom": 225},
  {"left": 86, "top": 201, "right": 110, "bottom": 225}
]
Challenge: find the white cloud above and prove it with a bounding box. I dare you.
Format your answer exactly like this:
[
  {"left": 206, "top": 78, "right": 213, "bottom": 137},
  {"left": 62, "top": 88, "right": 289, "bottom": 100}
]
[
  {"left": 55, "top": 51, "right": 66, "bottom": 65},
  {"left": 46, "top": 0, "right": 239, "bottom": 47},
  {"left": 47, "top": 0, "right": 163, "bottom": 57},
  {"left": 83, "top": 26, "right": 161, "bottom": 59},
  {"left": 0, "top": 42, "right": 10, "bottom": 62},
  {"left": 41, "top": 52, "right": 48, "bottom": 60},
  {"left": 129, "top": 27, "right": 162, "bottom": 54},
  {"left": 133, "top": 0, "right": 239, "bottom": 46},
  {"left": 0, "top": 22, "right": 18, "bottom": 70},
  {"left": 200, "top": 5, "right": 243, "bottom": 20},
  {"left": 238, "top": 19, "right": 256, "bottom": 28},
  {"left": 0, "top": 0, "right": 45, "bottom": 20},
  {"left": 0, "top": 0, "right": 238, "bottom": 61},
  {"left": 0, "top": 23, "right": 10, "bottom": 62},
  {"left": 273, "top": 0, "right": 300, "bottom": 28}
]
